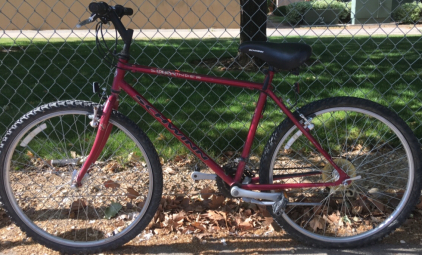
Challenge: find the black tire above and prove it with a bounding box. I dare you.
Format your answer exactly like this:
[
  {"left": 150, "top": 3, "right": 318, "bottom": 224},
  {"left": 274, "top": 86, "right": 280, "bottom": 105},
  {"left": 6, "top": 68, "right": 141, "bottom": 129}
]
[
  {"left": 0, "top": 100, "right": 163, "bottom": 253},
  {"left": 259, "top": 97, "right": 422, "bottom": 248}
]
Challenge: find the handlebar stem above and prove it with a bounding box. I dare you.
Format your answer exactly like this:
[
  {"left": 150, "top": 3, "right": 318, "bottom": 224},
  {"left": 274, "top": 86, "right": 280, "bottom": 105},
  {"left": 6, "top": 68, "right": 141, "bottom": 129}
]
[{"left": 107, "top": 9, "right": 133, "bottom": 59}]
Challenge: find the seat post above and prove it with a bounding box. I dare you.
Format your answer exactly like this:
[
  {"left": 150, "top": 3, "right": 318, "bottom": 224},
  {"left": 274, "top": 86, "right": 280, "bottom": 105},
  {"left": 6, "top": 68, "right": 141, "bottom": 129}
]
[{"left": 262, "top": 66, "right": 275, "bottom": 91}]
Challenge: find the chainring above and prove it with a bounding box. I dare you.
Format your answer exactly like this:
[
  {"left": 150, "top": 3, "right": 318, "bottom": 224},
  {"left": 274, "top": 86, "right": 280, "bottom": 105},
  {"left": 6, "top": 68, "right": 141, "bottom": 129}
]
[{"left": 216, "top": 162, "right": 255, "bottom": 198}]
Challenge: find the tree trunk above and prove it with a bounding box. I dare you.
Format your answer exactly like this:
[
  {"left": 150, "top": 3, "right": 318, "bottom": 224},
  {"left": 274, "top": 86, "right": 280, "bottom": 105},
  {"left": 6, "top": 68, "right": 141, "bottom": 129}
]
[{"left": 238, "top": 0, "right": 268, "bottom": 66}]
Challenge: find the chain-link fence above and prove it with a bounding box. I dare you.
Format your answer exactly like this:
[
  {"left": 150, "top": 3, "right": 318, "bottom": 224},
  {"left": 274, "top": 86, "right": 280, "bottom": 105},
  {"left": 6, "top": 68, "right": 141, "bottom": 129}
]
[{"left": 1, "top": 0, "right": 422, "bottom": 191}]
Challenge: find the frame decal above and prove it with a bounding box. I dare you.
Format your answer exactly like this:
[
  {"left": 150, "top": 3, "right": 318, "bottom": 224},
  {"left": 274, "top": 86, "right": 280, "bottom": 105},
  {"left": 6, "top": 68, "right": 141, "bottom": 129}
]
[{"left": 135, "top": 95, "right": 209, "bottom": 161}]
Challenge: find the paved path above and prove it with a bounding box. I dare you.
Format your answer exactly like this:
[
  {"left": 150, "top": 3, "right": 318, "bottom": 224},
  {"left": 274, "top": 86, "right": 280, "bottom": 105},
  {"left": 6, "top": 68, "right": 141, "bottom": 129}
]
[{"left": 1, "top": 24, "right": 421, "bottom": 40}]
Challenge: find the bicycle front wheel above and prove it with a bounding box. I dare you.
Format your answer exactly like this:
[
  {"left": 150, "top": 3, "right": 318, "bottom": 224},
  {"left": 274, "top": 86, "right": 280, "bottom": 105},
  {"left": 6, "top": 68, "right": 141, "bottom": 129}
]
[
  {"left": 0, "top": 100, "right": 163, "bottom": 253},
  {"left": 260, "top": 97, "right": 422, "bottom": 248}
]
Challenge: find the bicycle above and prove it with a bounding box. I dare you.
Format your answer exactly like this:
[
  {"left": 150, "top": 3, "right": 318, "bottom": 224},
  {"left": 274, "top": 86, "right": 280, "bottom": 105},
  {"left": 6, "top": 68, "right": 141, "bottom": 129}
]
[{"left": 1, "top": 2, "right": 421, "bottom": 253}]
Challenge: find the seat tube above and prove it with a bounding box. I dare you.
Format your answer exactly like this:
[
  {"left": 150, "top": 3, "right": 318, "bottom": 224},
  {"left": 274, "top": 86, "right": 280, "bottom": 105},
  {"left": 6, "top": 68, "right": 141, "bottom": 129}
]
[
  {"left": 234, "top": 92, "right": 267, "bottom": 183},
  {"left": 234, "top": 71, "right": 274, "bottom": 183}
]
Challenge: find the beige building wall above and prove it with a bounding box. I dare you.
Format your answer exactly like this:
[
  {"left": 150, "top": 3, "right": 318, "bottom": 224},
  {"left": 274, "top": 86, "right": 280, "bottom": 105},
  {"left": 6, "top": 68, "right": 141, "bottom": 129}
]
[{"left": 0, "top": 0, "right": 240, "bottom": 30}]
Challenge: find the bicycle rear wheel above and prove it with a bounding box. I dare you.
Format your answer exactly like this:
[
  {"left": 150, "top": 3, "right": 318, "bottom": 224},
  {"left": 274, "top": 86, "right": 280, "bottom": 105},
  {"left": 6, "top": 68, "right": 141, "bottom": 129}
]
[
  {"left": 260, "top": 97, "right": 422, "bottom": 248},
  {"left": 0, "top": 100, "right": 163, "bottom": 253}
]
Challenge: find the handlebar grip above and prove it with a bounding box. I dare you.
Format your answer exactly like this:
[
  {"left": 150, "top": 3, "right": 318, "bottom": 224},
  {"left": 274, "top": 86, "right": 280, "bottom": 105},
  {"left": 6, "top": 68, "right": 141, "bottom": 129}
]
[
  {"left": 89, "top": 2, "right": 109, "bottom": 16},
  {"left": 115, "top": 5, "right": 133, "bottom": 16},
  {"left": 124, "top": 8, "right": 133, "bottom": 16}
]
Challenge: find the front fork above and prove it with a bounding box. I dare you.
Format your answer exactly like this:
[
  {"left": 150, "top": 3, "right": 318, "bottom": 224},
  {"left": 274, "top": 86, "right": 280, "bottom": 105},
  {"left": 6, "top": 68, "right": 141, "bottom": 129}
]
[{"left": 73, "top": 94, "right": 118, "bottom": 187}]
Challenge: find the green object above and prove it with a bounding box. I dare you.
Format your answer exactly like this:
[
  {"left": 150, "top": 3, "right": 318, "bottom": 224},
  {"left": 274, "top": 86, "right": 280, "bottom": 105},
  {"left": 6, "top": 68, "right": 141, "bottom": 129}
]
[
  {"left": 285, "top": 1, "right": 312, "bottom": 25},
  {"left": 392, "top": 2, "right": 422, "bottom": 23},
  {"left": 392, "top": 0, "right": 415, "bottom": 12},
  {"left": 105, "top": 202, "right": 122, "bottom": 219},
  {"left": 285, "top": 0, "right": 349, "bottom": 25},
  {"left": 273, "top": 5, "right": 287, "bottom": 17},
  {"left": 351, "top": 0, "right": 393, "bottom": 24}
]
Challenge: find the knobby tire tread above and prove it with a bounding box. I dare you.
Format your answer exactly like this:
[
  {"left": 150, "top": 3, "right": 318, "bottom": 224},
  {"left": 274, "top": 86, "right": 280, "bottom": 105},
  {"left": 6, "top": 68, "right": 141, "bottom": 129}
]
[
  {"left": 0, "top": 100, "right": 163, "bottom": 254},
  {"left": 259, "top": 97, "right": 422, "bottom": 248}
]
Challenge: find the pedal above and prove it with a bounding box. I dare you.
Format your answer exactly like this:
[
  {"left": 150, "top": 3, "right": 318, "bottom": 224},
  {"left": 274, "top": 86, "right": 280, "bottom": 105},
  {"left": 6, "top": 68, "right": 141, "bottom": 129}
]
[{"left": 272, "top": 192, "right": 288, "bottom": 216}]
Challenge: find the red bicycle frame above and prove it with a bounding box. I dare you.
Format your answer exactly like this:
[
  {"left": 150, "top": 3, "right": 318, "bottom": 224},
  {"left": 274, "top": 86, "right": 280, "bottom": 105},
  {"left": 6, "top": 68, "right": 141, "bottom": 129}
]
[{"left": 76, "top": 60, "right": 351, "bottom": 190}]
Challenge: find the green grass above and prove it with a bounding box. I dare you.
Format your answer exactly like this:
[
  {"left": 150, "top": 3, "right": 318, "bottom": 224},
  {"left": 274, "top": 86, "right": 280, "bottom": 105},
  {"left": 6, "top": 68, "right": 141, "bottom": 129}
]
[{"left": 1, "top": 35, "right": 421, "bottom": 160}]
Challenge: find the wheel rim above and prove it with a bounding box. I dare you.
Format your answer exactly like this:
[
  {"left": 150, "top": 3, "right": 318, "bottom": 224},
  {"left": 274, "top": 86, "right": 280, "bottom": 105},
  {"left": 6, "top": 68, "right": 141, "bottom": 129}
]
[
  {"left": 269, "top": 107, "right": 414, "bottom": 243},
  {"left": 3, "top": 109, "right": 155, "bottom": 247}
]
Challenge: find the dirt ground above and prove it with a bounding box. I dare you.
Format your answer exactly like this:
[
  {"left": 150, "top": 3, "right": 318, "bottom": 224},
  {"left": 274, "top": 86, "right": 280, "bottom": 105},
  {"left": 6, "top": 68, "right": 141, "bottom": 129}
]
[
  {"left": 1, "top": 158, "right": 422, "bottom": 254},
  {"left": 1, "top": 210, "right": 422, "bottom": 255}
]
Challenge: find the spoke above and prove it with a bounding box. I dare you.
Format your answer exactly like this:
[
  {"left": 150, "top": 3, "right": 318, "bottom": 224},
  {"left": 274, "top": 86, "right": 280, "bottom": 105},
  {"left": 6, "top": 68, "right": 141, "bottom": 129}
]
[
  {"left": 362, "top": 167, "right": 409, "bottom": 180},
  {"left": 353, "top": 183, "right": 394, "bottom": 212},
  {"left": 353, "top": 124, "right": 397, "bottom": 169},
  {"left": 354, "top": 148, "right": 406, "bottom": 171}
]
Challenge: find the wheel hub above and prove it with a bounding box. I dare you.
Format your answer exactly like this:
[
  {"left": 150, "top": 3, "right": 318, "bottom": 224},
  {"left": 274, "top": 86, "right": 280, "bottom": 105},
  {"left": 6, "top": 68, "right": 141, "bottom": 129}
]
[{"left": 322, "top": 158, "right": 356, "bottom": 193}]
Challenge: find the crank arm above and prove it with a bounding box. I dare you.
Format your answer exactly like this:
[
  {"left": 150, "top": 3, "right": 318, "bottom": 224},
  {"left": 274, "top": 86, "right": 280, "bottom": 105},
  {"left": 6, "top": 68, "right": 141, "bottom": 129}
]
[{"left": 190, "top": 172, "right": 216, "bottom": 181}]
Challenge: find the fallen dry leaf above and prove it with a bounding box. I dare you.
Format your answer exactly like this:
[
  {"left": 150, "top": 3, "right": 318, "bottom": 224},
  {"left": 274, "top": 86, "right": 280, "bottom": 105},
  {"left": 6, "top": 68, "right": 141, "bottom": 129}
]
[
  {"left": 70, "top": 151, "right": 78, "bottom": 159},
  {"left": 127, "top": 152, "right": 141, "bottom": 162},
  {"left": 165, "top": 167, "right": 176, "bottom": 175},
  {"left": 200, "top": 186, "right": 214, "bottom": 200},
  {"left": 192, "top": 221, "right": 207, "bottom": 232},
  {"left": 172, "top": 211, "right": 186, "bottom": 222},
  {"left": 103, "top": 162, "right": 119, "bottom": 173},
  {"left": 174, "top": 155, "right": 185, "bottom": 162},
  {"left": 156, "top": 133, "right": 166, "bottom": 141},
  {"left": 26, "top": 150, "right": 34, "bottom": 158},
  {"left": 262, "top": 216, "right": 274, "bottom": 227},
  {"left": 126, "top": 187, "right": 140, "bottom": 199},
  {"left": 209, "top": 195, "right": 225, "bottom": 209},
  {"left": 327, "top": 212, "right": 340, "bottom": 224},
  {"left": 70, "top": 199, "right": 87, "bottom": 212},
  {"left": 238, "top": 218, "right": 254, "bottom": 231},
  {"left": 206, "top": 210, "right": 225, "bottom": 222},
  {"left": 309, "top": 215, "right": 325, "bottom": 232},
  {"left": 368, "top": 198, "right": 385, "bottom": 213},
  {"left": 257, "top": 205, "right": 271, "bottom": 217},
  {"left": 351, "top": 200, "right": 363, "bottom": 215},
  {"left": 352, "top": 144, "right": 363, "bottom": 151},
  {"left": 104, "top": 180, "right": 120, "bottom": 189}
]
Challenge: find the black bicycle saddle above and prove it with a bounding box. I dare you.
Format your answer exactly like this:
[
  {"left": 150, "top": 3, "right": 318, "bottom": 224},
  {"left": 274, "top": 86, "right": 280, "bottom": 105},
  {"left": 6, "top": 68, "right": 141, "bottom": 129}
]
[{"left": 238, "top": 41, "right": 312, "bottom": 73}]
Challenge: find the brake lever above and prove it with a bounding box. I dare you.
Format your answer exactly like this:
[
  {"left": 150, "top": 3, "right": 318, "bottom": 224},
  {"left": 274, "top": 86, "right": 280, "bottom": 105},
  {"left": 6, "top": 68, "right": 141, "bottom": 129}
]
[{"left": 76, "top": 13, "right": 97, "bottom": 28}]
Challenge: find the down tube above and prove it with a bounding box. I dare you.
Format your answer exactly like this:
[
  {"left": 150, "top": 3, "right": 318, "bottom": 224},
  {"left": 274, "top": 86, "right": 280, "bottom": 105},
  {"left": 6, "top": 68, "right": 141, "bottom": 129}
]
[{"left": 119, "top": 81, "right": 234, "bottom": 185}]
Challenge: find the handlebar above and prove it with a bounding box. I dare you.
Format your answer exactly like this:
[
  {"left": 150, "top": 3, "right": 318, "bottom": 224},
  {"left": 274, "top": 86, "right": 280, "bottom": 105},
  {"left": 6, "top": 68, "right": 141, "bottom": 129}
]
[
  {"left": 88, "top": 2, "right": 108, "bottom": 16},
  {"left": 78, "top": 2, "right": 134, "bottom": 60},
  {"left": 88, "top": 2, "right": 133, "bottom": 17},
  {"left": 115, "top": 5, "right": 133, "bottom": 16}
]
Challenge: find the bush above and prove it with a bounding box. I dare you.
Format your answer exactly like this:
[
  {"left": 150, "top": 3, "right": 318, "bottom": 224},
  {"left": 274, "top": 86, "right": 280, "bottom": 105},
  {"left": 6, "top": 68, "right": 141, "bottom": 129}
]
[
  {"left": 392, "top": 2, "right": 422, "bottom": 24},
  {"left": 273, "top": 5, "right": 287, "bottom": 17},
  {"left": 312, "top": 0, "right": 349, "bottom": 20},
  {"left": 285, "top": 1, "right": 312, "bottom": 25},
  {"left": 284, "top": 0, "right": 350, "bottom": 25},
  {"left": 340, "top": 1, "right": 352, "bottom": 21}
]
